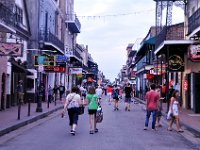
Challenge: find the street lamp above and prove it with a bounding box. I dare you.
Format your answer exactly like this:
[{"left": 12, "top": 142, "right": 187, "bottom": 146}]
[{"left": 36, "top": 40, "right": 44, "bottom": 112}]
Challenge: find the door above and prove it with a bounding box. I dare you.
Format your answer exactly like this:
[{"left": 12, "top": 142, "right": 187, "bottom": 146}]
[
  {"left": 194, "top": 73, "right": 200, "bottom": 113},
  {"left": 1, "top": 73, "right": 6, "bottom": 110}
]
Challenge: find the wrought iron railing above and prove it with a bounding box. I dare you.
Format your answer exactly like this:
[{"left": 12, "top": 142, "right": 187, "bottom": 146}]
[
  {"left": 155, "top": 26, "right": 167, "bottom": 50},
  {"left": 73, "top": 49, "right": 82, "bottom": 60},
  {"left": 39, "top": 30, "right": 64, "bottom": 52},
  {"left": 188, "top": 7, "right": 200, "bottom": 35},
  {"left": 0, "top": 2, "right": 16, "bottom": 28}
]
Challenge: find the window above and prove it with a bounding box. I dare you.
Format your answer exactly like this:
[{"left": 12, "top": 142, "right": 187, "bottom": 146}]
[{"left": 15, "top": 5, "right": 23, "bottom": 24}]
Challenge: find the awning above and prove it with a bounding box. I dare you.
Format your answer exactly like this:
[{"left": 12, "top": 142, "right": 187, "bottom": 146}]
[
  {"left": 154, "top": 40, "right": 194, "bottom": 55},
  {"left": 136, "top": 65, "right": 153, "bottom": 74},
  {"left": 135, "top": 37, "right": 155, "bottom": 63},
  {"left": 11, "top": 61, "right": 33, "bottom": 75}
]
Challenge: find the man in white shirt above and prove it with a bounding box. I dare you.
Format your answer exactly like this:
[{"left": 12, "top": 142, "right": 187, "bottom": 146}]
[{"left": 96, "top": 86, "right": 103, "bottom": 103}]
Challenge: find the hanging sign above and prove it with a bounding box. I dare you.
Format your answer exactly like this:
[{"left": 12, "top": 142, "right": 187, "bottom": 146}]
[
  {"left": 0, "top": 42, "right": 22, "bottom": 56},
  {"left": 168, "top": 55, "right": 184, "bottom": 72},
  {"left": 183, "top": 80, "right": 188, "bottom": 91},
  {"left": 188, "top": 43, "right": 200, "bottom": 62}
]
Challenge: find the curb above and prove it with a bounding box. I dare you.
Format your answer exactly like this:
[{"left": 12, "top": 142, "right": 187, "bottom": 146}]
[
  {"left": 0, "top": 106, "right": 63, "bottom": 137},
  {"left": 133, "top": 97, "right": 200, "bottom": 137}
]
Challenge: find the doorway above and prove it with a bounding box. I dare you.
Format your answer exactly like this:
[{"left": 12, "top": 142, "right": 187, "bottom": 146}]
[{"left": 1, "top": 73, "right": 6, "bottom": 110}]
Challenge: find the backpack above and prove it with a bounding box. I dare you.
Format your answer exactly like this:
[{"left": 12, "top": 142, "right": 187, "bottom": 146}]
[{"left": 112, "top": 89, "right": 119, "bottom": 98}]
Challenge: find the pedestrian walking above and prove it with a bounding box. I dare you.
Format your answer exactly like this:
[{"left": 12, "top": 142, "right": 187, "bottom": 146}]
[
  {"left": 103, "top": 84, "right": 107, "bottom": 96},
  {"left": 16, "top": 80, "right": 24, "bottom": 104},
  {"left": 112, "top": 85, "right": 120, "bottom": 111},
  {"left": 62, "top": 87, "right": 82, "bottom": 135},
  {"left": 53, "top": 85, "right": 58, "bottom": 102},
  {"left": 156, "top": 85, "right": 162, "bottom": 127},
  {"left": 124, "top": 83, "right": 132, "bottom": 111},
  {"left": 80, "top": 86, "right": 87, "bottom": 101},
  {"left": 48, "top": 85, "right": 53, "bottom": 103},
  {"left": 144, "top": 84, "right": 160, "bottom": 131},
  {"left": 96, "top": 86, "right": 103, "bottom": 103},
  {"left": 167, "top": 85, "right": 175, "bottom": 112},
  {"left": 86, "top": 86, "right": 99, "bottom": 134},
  {"left": 59, "top": 84, "right": 65, "bottom": 101},
  {"left": 107, "top": 85, "right": 113, "bottom": 105},
  {"left": 167, "top": 90, "right": 184, "bottom": 132}
]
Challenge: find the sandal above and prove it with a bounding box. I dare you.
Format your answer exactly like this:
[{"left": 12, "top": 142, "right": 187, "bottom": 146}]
[
  {"left": 167, "top": 128, "right": 172, "bottom": 131},
  {"left": 95, "top": 128, "right": 99, "bottom": 133},
  {"left": 90, "top": 130, "right": 94, "bottom": 134},
  {"left": 178, "top": 129, "right": 184, "bottom": 133}
]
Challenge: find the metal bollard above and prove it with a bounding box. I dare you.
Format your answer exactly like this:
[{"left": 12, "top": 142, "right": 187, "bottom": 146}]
[
  {"left": 47, "top": 97, "right": 50, "bottom": 109},
  {"left": 28, "top": 99, "right": 31, "bottom": 116},
  {"left": 54, "top": 97, "right": 57, "bottom": 106},
  {"left": 18, "top": 100, "right": 21, "bottom": 120}
]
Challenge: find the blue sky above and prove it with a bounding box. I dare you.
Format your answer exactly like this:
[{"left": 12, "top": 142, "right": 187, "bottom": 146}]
[{"left": 74, "top": 0, "right": 184, "bottom": 81}]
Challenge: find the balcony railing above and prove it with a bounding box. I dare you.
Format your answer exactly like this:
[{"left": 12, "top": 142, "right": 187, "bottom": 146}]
[
  {"left": 155, "top": 26, "right": 167, "bottom": 50},
  {"left": 66, "top": 14, "right": 81, "bottom": 33},
  {"left": 137, "top": 57, "right": 147, "bottom": 70},
  {"left": 39, "top": 30, "right": 64, "bottom": 52},
  {"left": 0, "top": 2, "right": 16, "bottom": 29},
  {"left": 188, "top": 7, "right": 200, "bottom": 35},
  {"left": 73, "top": 49, "right": 82, "bottom": 60}
]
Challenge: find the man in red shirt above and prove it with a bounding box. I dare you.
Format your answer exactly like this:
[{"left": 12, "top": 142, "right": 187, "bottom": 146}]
[{"left": 144, "top": 84, "right": 160, "bottom": 130}]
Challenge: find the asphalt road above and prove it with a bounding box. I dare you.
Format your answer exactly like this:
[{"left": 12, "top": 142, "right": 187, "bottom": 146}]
[{"left": 0, "top": 97, "right": 200, "bottom": 150}]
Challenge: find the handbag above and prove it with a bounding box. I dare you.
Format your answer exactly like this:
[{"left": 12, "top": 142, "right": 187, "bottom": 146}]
[
  {"left": 78, "top": 105, "right": 85, "bottom": 115},
  {"left": 96, "top": 105, "right": 103, "bottom": 123}
]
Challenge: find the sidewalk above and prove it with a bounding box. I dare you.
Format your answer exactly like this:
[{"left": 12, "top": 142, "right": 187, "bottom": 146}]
[
  {"left": 134, "top": 97, "right": 200, "bottom": 137},
  {"left": 0, "top": 101, "right": 64, "bottom": 136}
]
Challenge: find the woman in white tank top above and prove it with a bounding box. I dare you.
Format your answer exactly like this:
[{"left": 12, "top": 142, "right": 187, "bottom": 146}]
[{"left": 167, "top": 90, "right": 184, "bottom": 132}]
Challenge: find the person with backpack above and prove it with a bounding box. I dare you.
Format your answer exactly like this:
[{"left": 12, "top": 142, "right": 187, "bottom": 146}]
[
  {"left": 124, "top": 83, "right": 133, "bottom": 111},
  {"left": 62, "top": 87, "right": 82, "bottom": 136},
  {"left": 112, "top": 84, "right": 120, "bottom": 111},
  {"left": 86, "top": 86, "right": 99, "bottom": 134}
]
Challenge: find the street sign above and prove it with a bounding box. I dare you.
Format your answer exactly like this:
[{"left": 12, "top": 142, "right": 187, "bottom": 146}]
[{"left": 183, "top": 80, "right": 188, "bottom": 91}]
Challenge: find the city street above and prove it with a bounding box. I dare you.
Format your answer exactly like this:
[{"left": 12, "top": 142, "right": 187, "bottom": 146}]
[{"left": 0, "top": 97, "right": 199, "bottom": 150}]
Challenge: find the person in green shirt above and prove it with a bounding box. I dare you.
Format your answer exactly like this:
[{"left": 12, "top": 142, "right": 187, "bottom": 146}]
[{"left": 86, "top": 86, "right": 99, "bottom": 134}]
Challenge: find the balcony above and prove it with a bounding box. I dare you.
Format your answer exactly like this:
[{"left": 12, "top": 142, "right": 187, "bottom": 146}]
[
  {"left": 39, "top": 30, "right": 64, "bottom": 53},
  {"left": 65, "top": 14, "right": 81, "bottom": 33},
  {"left": 0, "top": 2, "right": 16, "bottom": 33},
  {"left": 155, "top": 23, "right": 184, "bottom": 49},
  {"left": 188, "top": 7, "right": 200, "bottom": 36}
]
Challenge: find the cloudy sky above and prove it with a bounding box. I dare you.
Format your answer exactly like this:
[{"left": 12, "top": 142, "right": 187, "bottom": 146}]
[{"left": 74, "top": 0, "right": 184, "bottom": 82}]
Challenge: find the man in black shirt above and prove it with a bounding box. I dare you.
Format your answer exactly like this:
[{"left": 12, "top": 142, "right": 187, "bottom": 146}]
[{"left": 124, "top": 84, "right": 133, "bottom": 111}]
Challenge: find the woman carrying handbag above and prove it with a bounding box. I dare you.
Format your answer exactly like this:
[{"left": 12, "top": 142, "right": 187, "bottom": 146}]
[{"left": 62, "top": 87, "right": 82, "bottom": 136}]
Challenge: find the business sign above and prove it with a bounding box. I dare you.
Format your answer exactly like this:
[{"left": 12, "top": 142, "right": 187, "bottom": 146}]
[
  {"left": 55, "top": 55, "right": 68, "bottom": 66},
  {"left": 183, "top": 80, "right": 188, "bottom": 91},
  {"left": 188, "top": 43, "right": 200, "bottom": 62},
  {"left": 69, "top": 68, "right": 82, "bottom": 74},
  {"left": 44, "top": 66, "right": 66, "bottom": 72},
  {"left": 168, "top": 55, "right": 184, "bottom": 72},
  {"left": 34, "top": 55, "right": 55, "bottom": 66},
  {"left": 0, "top": 42, "right": 22, "bottom": 56}
]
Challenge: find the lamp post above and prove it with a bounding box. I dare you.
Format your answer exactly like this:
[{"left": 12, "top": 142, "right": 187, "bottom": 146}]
[{"left": 36, "top": 40, "right": 44, "bottom": 112}]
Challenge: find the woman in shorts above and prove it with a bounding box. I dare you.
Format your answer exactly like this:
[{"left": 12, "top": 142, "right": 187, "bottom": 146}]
[{"left": 86, "top": 86, "right": 99, "bottom": 134}]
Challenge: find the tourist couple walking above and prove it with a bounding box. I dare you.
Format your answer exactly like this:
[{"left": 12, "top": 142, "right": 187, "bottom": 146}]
[{"left": 144, "top": 84, "right": 183, "bottom": 132}]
